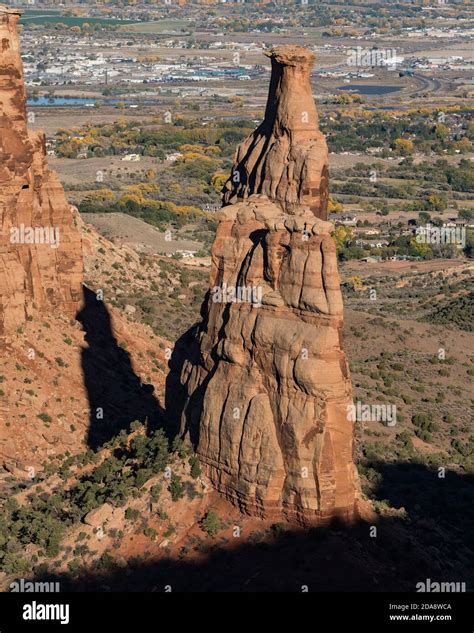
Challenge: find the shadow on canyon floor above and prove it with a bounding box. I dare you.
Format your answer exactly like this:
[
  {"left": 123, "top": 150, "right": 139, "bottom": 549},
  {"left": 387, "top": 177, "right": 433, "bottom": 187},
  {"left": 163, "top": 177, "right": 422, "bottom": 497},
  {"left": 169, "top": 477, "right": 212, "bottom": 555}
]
[
  {"left": 33, "top": 462, "right": 473, "bottom": 592},
  {"left": 77, "top": 286, "right": 165, "bottom": 450},
  {"left": 73, "top": 288, "right": 472, "bottom": 591}
]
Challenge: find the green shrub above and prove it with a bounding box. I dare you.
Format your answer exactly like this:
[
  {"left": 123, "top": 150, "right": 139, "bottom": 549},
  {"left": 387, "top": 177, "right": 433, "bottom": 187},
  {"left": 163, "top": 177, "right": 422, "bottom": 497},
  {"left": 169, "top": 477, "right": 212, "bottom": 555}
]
[
  {"left": 163, "top": 525, "right": 175, "bottom": 538},
  {"left": 201, "top": 511, "right": 220, "bottom": 537},
  {"left": 125, "top": 508, "right": 139, "bottom": 521},
  {"left": 169, "top": 474, "right": 185, "bottom": 502},
  {"left": 189, "top": 456, "right": 201, "bottom": 479},
  {"left": 396, "top": 430, "right": 414, "bottom": 451},
  {"left": 143, "top": 526, "right": 157, "bottom": 540},
  {"left": 414, "top": 428, "right": 432, "bottom": 443},
  {"left": 150, "top": 484, "right": 162, "bottom": 500},
  {"left": 270, "top": 523, "right": 286, "bottom": 538},
  {"left": 412, "top": 413, "right": 438, "bottom": 433}
]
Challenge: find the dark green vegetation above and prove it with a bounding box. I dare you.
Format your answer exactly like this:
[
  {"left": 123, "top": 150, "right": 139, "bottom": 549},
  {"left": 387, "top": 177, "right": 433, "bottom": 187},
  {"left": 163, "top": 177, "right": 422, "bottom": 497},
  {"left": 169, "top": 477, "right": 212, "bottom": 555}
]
[
  {"left": 0, "top": 423, "right": 176, "bottom": 574},
  {"left": 322, "top": 108, "right": 473, "bottom": 156},
  {"left": 332, "top": 158, "right": 473, "bottom": 211},
  {"left": 429, "top": 291, "right": 474, "bottom": 332},
  {"left": 332, "top": 154, "right": 473, "bottom": 262},
  {"left": 200, "top": 511, "right": 221, "bottom": 537}
]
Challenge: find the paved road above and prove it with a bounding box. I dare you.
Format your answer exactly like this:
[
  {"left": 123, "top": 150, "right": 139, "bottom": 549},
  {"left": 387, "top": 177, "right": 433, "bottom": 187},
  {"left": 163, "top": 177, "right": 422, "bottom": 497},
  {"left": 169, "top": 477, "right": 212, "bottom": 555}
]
[{"left": 410, "top": 72, "right": 442, "bottom": 97}]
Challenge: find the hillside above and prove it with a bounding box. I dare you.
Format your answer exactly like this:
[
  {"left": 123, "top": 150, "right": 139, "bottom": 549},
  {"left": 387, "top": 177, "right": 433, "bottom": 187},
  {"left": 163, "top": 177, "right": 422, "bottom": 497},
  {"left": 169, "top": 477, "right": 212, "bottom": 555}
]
[
  {"left": 0, "top": 216, "right": 171, "bottom": 475},
  {"left": 428, "top": 291, "right": 474, "bottom": 331}
]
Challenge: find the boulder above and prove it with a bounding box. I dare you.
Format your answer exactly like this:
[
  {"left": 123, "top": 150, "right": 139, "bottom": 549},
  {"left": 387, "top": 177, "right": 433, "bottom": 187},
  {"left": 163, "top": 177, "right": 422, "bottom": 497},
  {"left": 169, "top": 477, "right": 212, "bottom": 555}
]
[{"left": 83, "top": 503, "right": 114, "bottom": 528}]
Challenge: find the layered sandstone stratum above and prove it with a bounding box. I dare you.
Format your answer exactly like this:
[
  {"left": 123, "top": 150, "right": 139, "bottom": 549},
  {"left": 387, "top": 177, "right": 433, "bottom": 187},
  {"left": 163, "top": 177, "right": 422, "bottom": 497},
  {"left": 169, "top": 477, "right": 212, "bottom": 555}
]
[
  {"left": 0, "top": 5, "right": 83, "bottom": 337},
  {"left": 170, "top": 46, "right": 360, "bottom": 525}
]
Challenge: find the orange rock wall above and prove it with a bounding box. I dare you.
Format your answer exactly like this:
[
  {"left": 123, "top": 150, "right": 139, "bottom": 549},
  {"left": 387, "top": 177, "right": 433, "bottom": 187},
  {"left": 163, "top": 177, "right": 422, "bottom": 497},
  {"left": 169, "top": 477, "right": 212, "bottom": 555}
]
[{"left": 0, "top": 6, "right": 83, "bottom": 337}]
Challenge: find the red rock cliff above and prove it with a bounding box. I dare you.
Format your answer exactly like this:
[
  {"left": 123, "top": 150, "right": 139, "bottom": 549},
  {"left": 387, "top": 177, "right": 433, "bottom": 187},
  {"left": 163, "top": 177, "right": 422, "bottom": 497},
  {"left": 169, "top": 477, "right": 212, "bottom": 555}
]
[{"left": 0, "top": 5, "right": 83, "bottom": 337}]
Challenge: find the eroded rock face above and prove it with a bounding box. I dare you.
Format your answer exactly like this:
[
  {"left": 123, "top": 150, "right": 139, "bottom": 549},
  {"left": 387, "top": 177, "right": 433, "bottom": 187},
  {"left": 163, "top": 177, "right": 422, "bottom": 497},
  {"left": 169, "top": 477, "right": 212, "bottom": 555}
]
[
  {"left": 223, "top": 46, "right": 329, "bottom": 220},
  {"left": 172, "top": 199, "right": 358, "bottom": 524},
  {"left": 0, "top": 5, "right": 83, "bottom": 337},
  {"left": 170, "top": 46, "right": 359, "bottom": 525}
]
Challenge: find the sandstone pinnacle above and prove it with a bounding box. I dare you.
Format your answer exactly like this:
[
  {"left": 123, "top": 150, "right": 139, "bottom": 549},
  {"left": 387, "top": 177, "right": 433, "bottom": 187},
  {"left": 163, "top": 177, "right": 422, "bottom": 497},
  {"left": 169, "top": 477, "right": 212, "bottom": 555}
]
[
  {"left": 169, "top": 46, "right": 360, "bottom": 526},
  {"left": 223, "top": 44, "right": 329, "bottom": 219}
]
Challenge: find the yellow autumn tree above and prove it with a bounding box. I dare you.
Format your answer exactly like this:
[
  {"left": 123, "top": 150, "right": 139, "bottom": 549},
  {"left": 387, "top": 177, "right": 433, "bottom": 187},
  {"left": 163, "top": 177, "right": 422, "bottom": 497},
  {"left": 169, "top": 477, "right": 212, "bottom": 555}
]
[
  {"left": 327, "top": 197, "right": 343, "bottom": 214},
  {"left": 347, "top": 276, "right": 364, "bottom": 292},
  {"left": 454, "top": 138, "right": 471, "bottom": 153},
  {"left": 179, "top": 144, "right": 204, "bottom": 154},
  {"left": 228, "top": 96, "right": 244, "bottom": 108},
  {"left": 435, "top": 123, "right": 449, "bottom": 140},
  {"left": 394, "top": 138, "right": 414, "bottom": 155},
  {"left": 211, "top": 172, "right": 228, "bottom": 192},
  {"left": 204, "top": 145, "right": 221, "bottom": 156},
  {"left": 332, "top": 225, "right": 353, "bottom": 250},
  {"left": 126, "top": 183, "right": 160, "bottom": 195},
  {"left": 84, "top": 189, "right": 115, "bottom": 203}
]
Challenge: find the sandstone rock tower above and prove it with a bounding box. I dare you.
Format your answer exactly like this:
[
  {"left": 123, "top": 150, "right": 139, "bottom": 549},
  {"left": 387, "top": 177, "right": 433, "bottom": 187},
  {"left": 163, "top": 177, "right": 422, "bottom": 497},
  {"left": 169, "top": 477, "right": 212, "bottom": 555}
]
[
  {"left": 169, "top": 46, "right": 359, "bottom": 525},
  {"left": 0, "top": 5, "right": 83, "bottom": 337},
  {"left": 223, "top": 46, "right": 329, "bottom": 219}
]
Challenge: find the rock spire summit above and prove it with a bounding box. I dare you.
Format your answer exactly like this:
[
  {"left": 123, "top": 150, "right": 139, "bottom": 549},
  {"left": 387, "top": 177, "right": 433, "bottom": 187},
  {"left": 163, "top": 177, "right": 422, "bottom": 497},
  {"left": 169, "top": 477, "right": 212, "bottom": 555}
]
[{"left": 223, "top": 45, "right": 329, "bottom": 219}]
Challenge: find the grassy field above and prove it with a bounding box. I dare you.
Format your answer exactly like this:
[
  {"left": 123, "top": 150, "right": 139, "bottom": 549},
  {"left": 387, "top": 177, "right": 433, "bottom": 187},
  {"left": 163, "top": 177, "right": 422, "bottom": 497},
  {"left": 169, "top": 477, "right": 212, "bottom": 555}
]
[{"left": 119, "top": 20, "right": 193, "bottom": 34}]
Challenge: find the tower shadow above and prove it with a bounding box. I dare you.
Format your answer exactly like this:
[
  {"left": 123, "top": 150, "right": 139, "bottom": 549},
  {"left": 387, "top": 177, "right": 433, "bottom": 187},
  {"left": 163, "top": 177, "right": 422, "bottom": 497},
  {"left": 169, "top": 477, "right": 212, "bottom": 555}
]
[
  {"left": 76, "top": 286, "right": 165, "bottom": 450},
  {"left": 164, "top": 288, "right": 212, "bottom": 446},
  {"left": 30, "top": 463, "right": 473, "bottom": 592}
]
